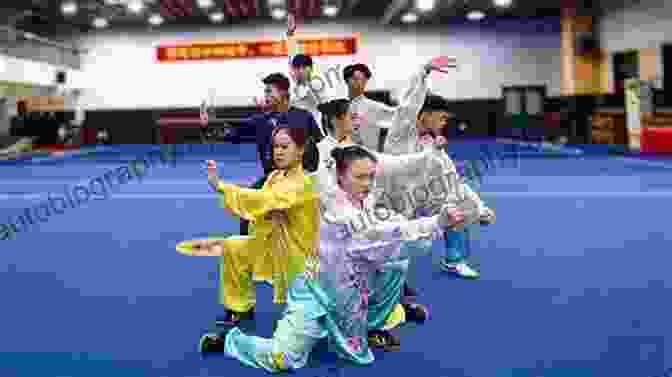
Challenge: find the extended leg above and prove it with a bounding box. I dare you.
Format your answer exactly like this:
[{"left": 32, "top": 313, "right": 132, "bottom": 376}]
[{"left": 201, "top": 303, "right": 326, "bottom": 372}]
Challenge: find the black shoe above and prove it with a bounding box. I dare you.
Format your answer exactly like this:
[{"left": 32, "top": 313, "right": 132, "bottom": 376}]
[
  {"left": 215, "top": 308, "right": 255, "bottom": 327},
  {"left": 367, "top": 329, "right": 401, "bottom": 352},
  {"left": 403, "top": 303, "right": 429, "bottom": 323},
  {"left": 199, "top": 331, "right": 227, "bottom": 355},
  {"left": 402, "top": 283, "right": 418, "bottom": 300}
]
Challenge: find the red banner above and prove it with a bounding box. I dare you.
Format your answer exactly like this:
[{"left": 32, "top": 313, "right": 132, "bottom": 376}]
[{"left": 156, "top": 37, "right": 357, "bottom": 62}]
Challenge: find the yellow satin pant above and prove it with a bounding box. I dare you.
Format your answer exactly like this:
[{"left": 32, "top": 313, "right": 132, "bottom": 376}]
[{"left": 219, "top": 235, "right": 274, "bottom": 312}]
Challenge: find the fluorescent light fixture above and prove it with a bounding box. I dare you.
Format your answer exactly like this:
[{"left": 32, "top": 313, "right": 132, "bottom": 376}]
[
  {"left": 127, "top": 0, "right": 144, "bottom": 13},
  {"left": 493, "top": 0, "right": 512, "bottom": 7},
  {"left": 323, "top": 5, "right": 339, "bottom": 17},
  {"left": 416, "top": 0, "right": 435, "bottom": 12},
  {"left": 93, "top": 17, "right": 108, "bottom": 28},
  {"left": 61, "top": 1, "right": 78, "bottom": 15},
  {"left": 401, "top": 12, "right": 418, "bottom": 23},
  {"left": 271, "top": 8, "right": 287, "bottom": 20},
  {"left": 210, "top": 12, "right": 224, "bottom": 22},
  {"left": 197, "top": 0, "right": 214, "bottom": 9},
  {"left": 148, "top": 14, "right": 164, "bottom": 25},
  {"left": 267, "top": 0, "right": 285, "bottom": 5},
  {"left": 467, "top": 10, "right": 485, "bottom": 20}
]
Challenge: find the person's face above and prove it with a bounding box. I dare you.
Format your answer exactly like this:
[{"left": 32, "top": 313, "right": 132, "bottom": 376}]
[
  {"left": 338, "top": 157, "right": 376, "bottom": 201},
  {"left": 264, "top": 84, "right": 286, "bottom": 108},
  {"left": 418, "top": 110, "right": 450, "bottom": 137},
  {"left": 333, "top": 110, "right": 354, "bottom": 136},
  {"left": 347, "top": 70, "right": 368, "bottom": 96},
  {"left": 272, "top": 129, "right": 303, "bottom": 169}
]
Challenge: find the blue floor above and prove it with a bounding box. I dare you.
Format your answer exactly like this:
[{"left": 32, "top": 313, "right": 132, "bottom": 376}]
[{"left": 1, "top": 141, "right": 671, "bottom": 377}]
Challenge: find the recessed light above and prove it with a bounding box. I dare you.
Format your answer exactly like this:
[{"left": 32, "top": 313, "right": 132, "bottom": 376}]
[
  {"left": 93, "top": 17, "right": 108, "bottom": 28},
  {"left": 323, "top": 5, "right": 339, "bottom": 17},
  {"left": 148, "top": 14, "right": 164, "bottom": 25},
  {"left": 467, "top": 10, "right": 485, "bottom": 20},
  {"left": 61, "top": 1, "right": 77, "bottom": 15},
  {"left": 401, "top": 12, "right": 418, "bottom": 23},
  {"left": 416, "top": 0, "right": 435, "bottom": 12},
  {"left": 127, "top": 1, "right": 144, "bottom": 13},
  {"left": 210, "top": 12, "right": 224, "bottom": 23},
  {"left": 493, "top": 0, "right": 512, "bottom": 7},
  {"left": 197, "top": 0, "right": 214, "bottom": 8},
  {"left": 271, "top": 8, "right": 287, "bottom": 20}
]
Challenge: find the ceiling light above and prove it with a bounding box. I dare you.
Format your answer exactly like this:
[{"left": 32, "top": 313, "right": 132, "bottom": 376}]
[
  {"left": 323, "top": 5, "right": 339, "bottom": 17},
  {"left": 271, "top": 8, "right": 287, "bottom": 20},
  {"left": 493, "top": 0, "right": 512, "bottom": 7},
  {"left": 416, "top": 0, "right": 435, "bottom": 12},
  {"left": 61, "top": 1, "right": 78, "bottom": 15},
  {"left": 93, "top": 17, "right": 108, "bottom": 28},
  {"left": 197, "top": 0, "right": 214, "bottom": 9},
  {"left": 148, "top": 14, "right": 164, "bottom": 25},
  {"left": 210, "top": 12, "right": 224, "bottom": 23},
  {"left": 267, "top": 0, "right": 284, "bottom": 5},
  {"left": 104, "top": 0, "right": 119, "bottom": 4},
  {"left": 466, "top": 10, "right": 485, "bottom": 20},
  {"left": 401, "top": 12, "right": 418, "bottom": 23},
  {"left": 127, "top": 0, "right": 144, "bottom": 13}
]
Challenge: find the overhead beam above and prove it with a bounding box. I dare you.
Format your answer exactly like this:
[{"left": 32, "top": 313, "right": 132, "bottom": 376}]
[{"left": 381, "top": 0, "right": 409, "bottom": 25}]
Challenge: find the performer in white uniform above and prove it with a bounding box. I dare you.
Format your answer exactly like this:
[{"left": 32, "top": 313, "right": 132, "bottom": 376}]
[
  {"left": 383, "top": 86, "right": 497, "bottom": 278},
  {"left": 284, "top": 13, "right": 333, "bottom": 136}
]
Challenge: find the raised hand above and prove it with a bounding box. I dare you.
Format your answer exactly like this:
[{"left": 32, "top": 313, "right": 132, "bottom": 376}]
[
  {"left": 428, "top": 56, "right": 457, "bottom": 74},
  {"left": 206, "top": 159, "right": 219, "bottom": 184},
  {"left": 434, "top": 135, "right": 448, "bottom": 147},
  {"left": 419, "top": 134, "right": 435, "bottom": 149},
  {"left": 287, "top": 13, "right": 296, "bottom": 36}
]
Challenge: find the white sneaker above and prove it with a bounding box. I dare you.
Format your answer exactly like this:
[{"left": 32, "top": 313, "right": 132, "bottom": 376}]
[{"left": 441, "top": 261, "right": 480, "bottom": 279}]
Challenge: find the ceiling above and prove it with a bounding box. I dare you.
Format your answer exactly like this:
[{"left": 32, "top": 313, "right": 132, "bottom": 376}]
[{"left": 0, "top": 0, "right": 615, "bottom": 37}]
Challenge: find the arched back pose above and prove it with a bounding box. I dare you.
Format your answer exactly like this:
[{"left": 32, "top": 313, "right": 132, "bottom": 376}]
[{"left": 198, "top": 145, "right": 466, "bottom": 372}]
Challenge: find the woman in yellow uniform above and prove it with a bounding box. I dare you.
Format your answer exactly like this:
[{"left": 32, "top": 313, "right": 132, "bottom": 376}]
[{"left": 177, "top": 125, "right": 319, "bottom": 327}]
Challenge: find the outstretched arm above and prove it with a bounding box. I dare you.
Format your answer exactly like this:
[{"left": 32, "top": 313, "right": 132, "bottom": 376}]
[
  {"left": 348, "top": 205, "right": 464, "bottom": 266},
  {"left": 207, "top": 160, "right": 315, "bottom": 220},
  {"left": 286, "top": 13, "right": 303, "bottom": 64}
]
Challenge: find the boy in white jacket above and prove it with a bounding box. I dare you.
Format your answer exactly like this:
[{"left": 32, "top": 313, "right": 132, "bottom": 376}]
[{"left": 383, "top": 91, "right": 496, "bottom": 279}]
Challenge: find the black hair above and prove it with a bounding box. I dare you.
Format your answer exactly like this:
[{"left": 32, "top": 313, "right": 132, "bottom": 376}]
[
  {"left": 317, "top": 99, "right": 350, "bottom": 133},
  {"left": 330, "top": 145, "right": 378, "bottom": 176},
  {"left": 271, "top": 126, "right": 307, "bottom": 149},
  {"left": 343, "top": 63, "right": 372, "bottom": 82},
  {"left": 420, "top": 94, "right": 450, "bottom": 114},
  {"left": 290, "top": 54, "right": 313, "bottom": 68},
  {"left": 262, "top": 73, "right": 291, "bottom": 94}
]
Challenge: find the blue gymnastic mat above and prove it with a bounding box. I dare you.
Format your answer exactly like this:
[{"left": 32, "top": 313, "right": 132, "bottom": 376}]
[{"left": 1, "top": 141, "right": 671, "bottom": 377}]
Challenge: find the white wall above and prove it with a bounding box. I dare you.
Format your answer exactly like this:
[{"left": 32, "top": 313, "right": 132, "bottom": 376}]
[
  {"left": 75, "top": 18, "right": 561, "bottom": 109},
  {"left": 599, "top": 0, "right": 672, "bottom": 92},
  {"left": 0, "top": 54, "right": 84, "bottom": 135}
]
